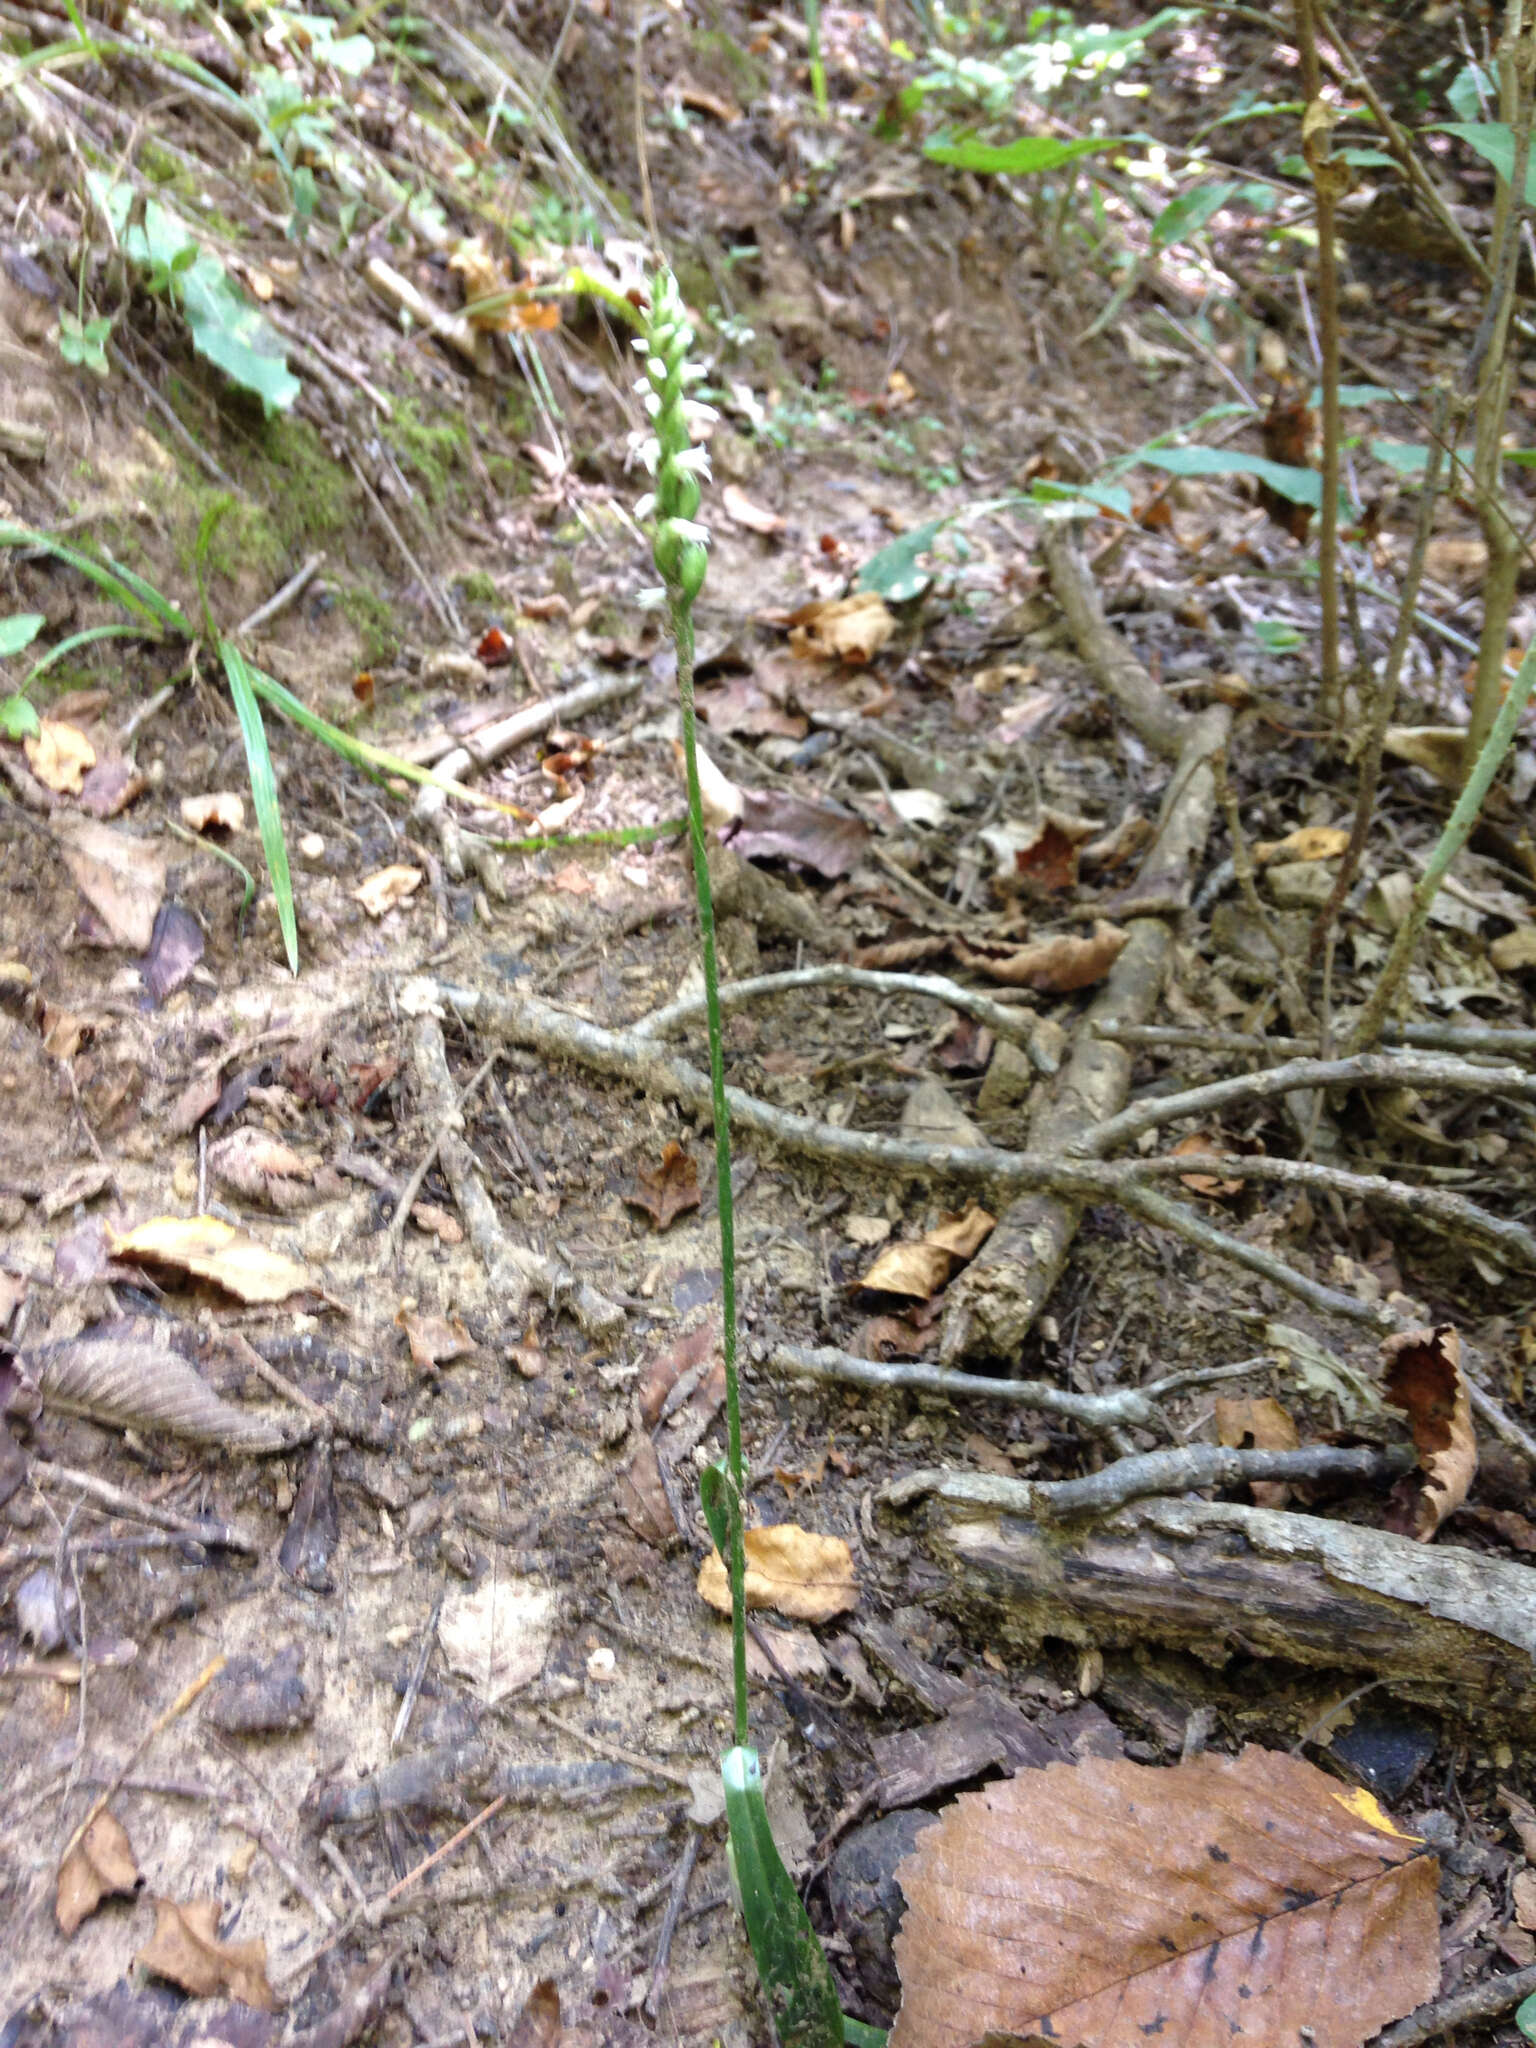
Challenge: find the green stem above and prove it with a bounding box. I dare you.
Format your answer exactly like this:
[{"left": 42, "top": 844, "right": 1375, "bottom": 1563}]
[
  {"left": 670, "top": 589, "right": 747, "bottom": 1750},
  {"left": 1351, "top": 639, "right": 1536, "bottom": 1050}
]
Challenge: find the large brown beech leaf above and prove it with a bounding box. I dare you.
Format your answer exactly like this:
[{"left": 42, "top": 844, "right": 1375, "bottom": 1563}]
[{"left": 890, "top": 1748, "right": 1438, "bottom": 2048}]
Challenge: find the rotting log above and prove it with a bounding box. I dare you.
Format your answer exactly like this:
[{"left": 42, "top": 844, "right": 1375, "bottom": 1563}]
[{"left": 889, "top": 1470, "right": 1536, "bottom": 1728}]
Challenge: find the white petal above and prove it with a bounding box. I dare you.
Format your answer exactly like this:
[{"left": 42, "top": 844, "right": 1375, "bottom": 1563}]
[
  {"left": 682, "top": 399, "right": 720, "bottom": 424},
  {"left": 671, "top": 446, "right": 712, "bottom": 477},
  {"left": 643, "top": 391, "right": 662, "bottom": 417},
  {"left": 668, "top": 516, "right": 712, "bottom": 545},
  {"left": 633, "top": 492, "right": 657, "bottom": 519},
  {"left": 636, "top": 585, "right": 668, "bottom": 610},
  {"left": 647, "top": 356, "right": 668, "bottom": 381}
]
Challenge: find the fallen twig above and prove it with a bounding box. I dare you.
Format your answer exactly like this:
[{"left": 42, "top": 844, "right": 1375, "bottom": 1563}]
[
  {"left": 30, "top": 1461, "right": 257, "bottom": 1552},
  {"left": 883, "top": 1441, "right": 1411, "bottom": 1521},
  {"left": 634, "top": 964, "right": 1037, "bottom": 1049},
  {"left": 771, "top": 1343, "right": 1159, "bottom": 1432},
  {"left": 1085, "top": 1051, "right": 1536, "bottom": 1157},
  {"left": 1370, "top": 1959, "right": 1536, "bottom": 2048},
  {"left": 1096, "top": 1021, "right": 1536, "bottom": 1061}
]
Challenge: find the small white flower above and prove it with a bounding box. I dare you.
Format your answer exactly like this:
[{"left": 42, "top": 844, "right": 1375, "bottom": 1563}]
[
  {"left": 643, "top": 391, "right": 662, "bottom": 418},
  {"left": 633, "top": 492, "right": 657, "bottom": 519},
  {"left": 631, "top": 334, "right": 650, "bottom": 353},
  {"left": 682, "top": 399, "right": 720, "bottom": 425},
  {"left": 639, "top": 437, "right": 661, "bottom": 474},
  {"left": 670, "top": 446, "right": 712, "bottom": 477},
  {"left": 666, "top": 516, "right": 712, "bottom": 545},
  {"left": 633, "top": 374, "right": 652, "bottom": 397},
  {"left": 636, "top": 585, "right": 668, "bottom": 609},
  {"left": 646, "top": 356, "right": 668, "bottom": 382}
]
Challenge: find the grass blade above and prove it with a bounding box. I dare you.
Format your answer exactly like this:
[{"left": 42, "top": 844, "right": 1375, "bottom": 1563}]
[
  {"left": 27, "top": 622, "right": 147, "bottom": 681},
  {"left": 220, "top": 638, "right": 297, "bottom": 974},
  {"left": 0, "top": 524, "right": 190, "bottom": 635}
]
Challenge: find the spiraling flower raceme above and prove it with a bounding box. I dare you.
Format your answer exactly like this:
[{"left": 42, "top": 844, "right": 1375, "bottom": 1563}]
[{"left": 635, "top": 269, "right": 712, "bottom": 606}]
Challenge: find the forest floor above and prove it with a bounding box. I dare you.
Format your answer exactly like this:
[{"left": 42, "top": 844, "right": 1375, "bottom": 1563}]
[{"left": 1, "top": 2, "right": 1535, "bottom": 2045}]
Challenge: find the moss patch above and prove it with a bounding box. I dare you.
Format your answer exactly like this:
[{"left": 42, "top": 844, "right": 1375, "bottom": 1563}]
[
  {"left": 340, "top": 586, "right": 402, "bottom": 667},
  {"left": 388, "top": 396, "right": 470, "bottom": 506}
]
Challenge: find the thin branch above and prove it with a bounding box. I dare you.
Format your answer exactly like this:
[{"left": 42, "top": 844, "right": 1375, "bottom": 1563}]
[
  {"left": 1097, "top": 1021, "right": 1536, "bottom": 1060},
  {"left": 770, "top": 1343, "right": 1159, "bottom": 1433},
  {"left": 434, "top": 981, "right": 1392, "bottom": 1328},
  {"left": 884, "top": 1442, "right": 1411, "bottom": 1522},
  {"left": 1370, "top": 1960, "right": 1536, "bottom": 2048},
  {"left": 632, "top": 965, "right": 1036, "bottom": 1047},
  {"left": 1084, "top": 1052, "right": 1536, "bottom": 1157}
]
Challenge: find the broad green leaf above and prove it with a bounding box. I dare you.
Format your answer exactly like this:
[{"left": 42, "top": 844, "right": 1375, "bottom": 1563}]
[
  {"left": 1335, "top": 147, "right": 1396, "bottom": 167},
  {"left": 0, "top": 612, "right": 45, "bottom": 656},
  {"left": 842, "top": 2023, "right": 888, "bottom": 2048},
  {"left": 1447, "top": 61, "right": 1493, "bottom": 123},
  {"left": 1309, "top": 383, "right": 1410, "bottom": 408},
  {"left": 1135, "top": 444, "right": 1323, "bottom": 507},
  {"left": 923, "top": 131, "right": 1128, "bottom": 176},
  {"left": 1028, "top": 478, "right": 1133, "bottom": 518},
  {"left": 178, "top": 255, "right": 300, "bottom": 415},
  {"left": 858, "top": 517, "right": 946, "bottom": 601},
  {"left": 221, "top": 639, "right": 298, "bottom": 974},
  {"left": 723, "top": 1747, "right": 843, "bottom": 2048},
  {"left": 1252, "top": 619, "right": 1303, "bottom": 651},
  {"left": 1370, "top": 440, "right": 1430, "bottom": 477},
  {"left": 0, "top": 693, "right": 39, "bottom": 739},
  {"left": 1208, "top": 97, "right": 1302, "bottom": 127},
  {"left": 1151, "top": 180, "right": 1240, "bottom": 249},
  {"left": 1433, "top": 121, "right": 1536, "bottom": 201},
  {"left": 1516, "top": 1990, "right": 1536, "bottom": 2043}
]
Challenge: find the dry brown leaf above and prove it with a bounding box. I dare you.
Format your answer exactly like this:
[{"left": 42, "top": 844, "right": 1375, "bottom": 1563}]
[
  {"left": 1500, "top": 1788, "right": 1536, "bottom": 1862},
  {"left": 26, "top": 719, "right": 96, "bottom": 793},
  {"left": 107, "top": 1215, "right": 312, "bottom": 1305},
  {"left": 54, "top": 815, "right": 166, "bottom": 951},
  {"left": 891, "top": 1748, "right": 1438, "bottom": 2048},
  {"left": 639, "top": 1318, "right": 720, "bottom": 1426},
  {"left": 506, "top": 1979, "right": 564, "bottom": 2048},
  {"left": 722, "top": 484, "right": 786, "bottom": 535},
  {"left": 731, "top": 787, "right": 870, "bottom": 878},
  {"left": 439, "top": 1577, "right": 554, "bottom": 1703},
  {"left": 136, "top": 1896, "right": 275, "bottom": 2009},
  {"left": 1169, "top": 1133, "right": 1244, "bottom": 1199},
  {"left": 207, "top": 1126, "right": 316, "bottom": 1210},
  {"left": 860, "top": 1204, "right": 996, "bottom": 1301},
  {"left": 627, "top": 1141, "right": 702, "bottom": 1230},
  {"left": 1381, "top": 1323, "right": 1476, "bottom": 1539},
  {"left": 958, "top": 920, "right": 1128, "bottom": 994},
  {"left": 56, "top": 1810, "right": 139, "bottom": 1936},
  {"left": 1214, "top": 1395, "right": 1300, "bottom": 1508},
  {"left": 617, "top": 1436, "right": 675, "bottom": 1547},
  {"left": 1382, "top": 726, "right": 1465, "bottom": 787},
  {"left": 411, "top": 1201, "right": 464, "bottom": 1243},
  {"left": 1515, "top": 1869, "right": 1536, "bottom": 1933},
  {"left": 697, "top": 1523, "right": 858, "bottom": 1621},
  {"left": 179, "top": 791, "right": 246, "bottom": 834},
  {"left": 981, "top": 811, "right": 1103, "bottom": 897},
  {"left": 32, "top": 1333, "right": 287, "bottom": 1449},
  {"left": 788, "top": 591, "right": 896, "bottom": 666},
  {"left": 1253, "top": 825, "right": 1350, "bottom": 864},
  {"left": 1491, "top": 924, "right": 1536, "bottom": 974},
  {"left": 397, "top": 1308, "right": 476, "bottom": 1369},
  {"left": 353, "top": 863, "right": 422, "bottom": 916}
]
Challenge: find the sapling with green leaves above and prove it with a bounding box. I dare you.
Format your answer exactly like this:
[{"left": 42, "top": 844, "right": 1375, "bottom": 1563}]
[{"left": 634, "top": 270, "right": 863, "bottom": 2048}]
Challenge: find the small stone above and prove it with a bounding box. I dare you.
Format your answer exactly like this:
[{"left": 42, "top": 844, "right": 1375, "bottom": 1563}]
[
  {"left": 1027, "top": 1014, "right": 1068, "bottom": 1075},
  {"left": 1264, "top": 859, "right": 1336, "bottom": 910},
  {"left": 298, "top": 832, "right": 325, "bottom": 862},
  {"left": 978, "top": 1038, "right": 1036, "bottom": 1116}
]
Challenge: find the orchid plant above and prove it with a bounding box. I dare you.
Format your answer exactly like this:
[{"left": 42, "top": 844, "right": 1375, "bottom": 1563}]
[{"left": 635, "top": 271, "right": 872, "bottom": 2048}]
